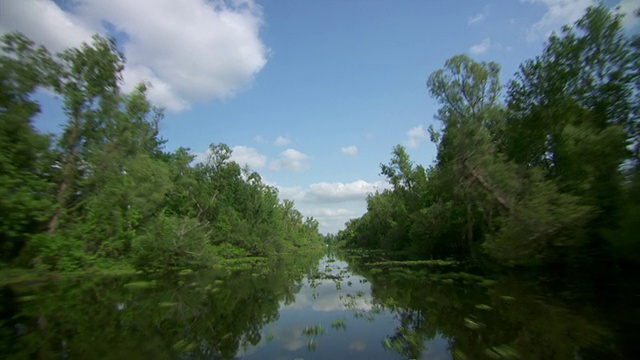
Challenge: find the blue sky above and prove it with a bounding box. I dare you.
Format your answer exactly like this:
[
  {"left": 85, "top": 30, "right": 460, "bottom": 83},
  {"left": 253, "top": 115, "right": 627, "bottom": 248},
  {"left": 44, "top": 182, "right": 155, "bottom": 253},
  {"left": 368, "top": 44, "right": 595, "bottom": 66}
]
[{"left": 1, "top": 0, "right": 638, "bottom": 233}]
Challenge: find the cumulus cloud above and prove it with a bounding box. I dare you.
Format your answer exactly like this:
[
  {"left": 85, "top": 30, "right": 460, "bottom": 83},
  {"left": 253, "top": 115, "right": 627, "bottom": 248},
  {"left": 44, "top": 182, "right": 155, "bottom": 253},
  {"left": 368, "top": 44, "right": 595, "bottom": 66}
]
[
  {"left": 191, "top": 144, "right": 266, "bottom": 168},
  {"left": 274, "top": 135, "right": 292, "bottom": 146},
  {"left": 469, "top": 37, "right": 491, "bottom": 54},
  {"left": 304, "top": 208, "right": 359, "bottom": 233},
  {"left": 269, "top": 149, "right": 309, "bottom": 171},
  {"left": 278, "top": 180, "right": 388, "bottom": 204},
  {"left": 616, "top": 0, "right": 640, "bottom": 29},
  {"left": 230, "top": 145, "right": 266, "bottom": 169},
  {"left": 0, "top": 0, "right": 94, "bottom": 53},
  {"left": 306, "top": 181, "right": 386, "bottom": 202},
  {"left": 191, "top": 150, "right": 209, "bottom": 165},
  {"left": 341, "top": 145, "right": 358, "bottom": 156},
  {"left": 272, "top": 179, "right": 390, "bottom": 233},
  {"left": 0, "top": 0, "right": 268, "bottom": 111},
  {"left": 406, "top": 125, "right": 428, "bottom": 148},
  {"left": 524, "top": 0, "right": 595, "bottom": 41},
  {"left": 305, "top": 208, "right": 358, "bottom": 218}
]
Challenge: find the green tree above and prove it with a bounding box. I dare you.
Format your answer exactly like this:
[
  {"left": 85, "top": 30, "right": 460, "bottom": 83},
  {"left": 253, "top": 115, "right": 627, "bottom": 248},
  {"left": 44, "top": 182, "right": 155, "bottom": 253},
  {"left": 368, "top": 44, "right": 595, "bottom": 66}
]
[{"left": 0, "top": 34, "right": 55, "bottom": 263}]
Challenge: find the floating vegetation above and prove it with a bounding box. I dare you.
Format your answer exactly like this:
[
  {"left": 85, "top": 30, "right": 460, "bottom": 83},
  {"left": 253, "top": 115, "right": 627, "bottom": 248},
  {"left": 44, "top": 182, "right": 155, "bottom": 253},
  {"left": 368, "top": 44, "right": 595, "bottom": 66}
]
[
  {"left": 382, "top": 336, "right": 407, "bottom": 352},
  {"left": 356, "top": 290, "right": 365, "bottom": 297},
  {"left": 383, "top": 337, "right": 394, "bottom": 350},
  {"left": 475, "top": 304, "right": 493, "bottom": 311},
  {"left": 500, "top": 295, "right": 516, "bottom": 302},
  {"left": 464, "top": 317, "right": 484, "bottom": 330},
  {"left": 178, "top": 269, "right": 193, "bottom": 275},
  {"left": 479, "top": 279, "right": 497, "bottom": 287},
  {"left": 123, "top": 280, "right": 156, "bottom": 289},
  {"left": 303, "top": 324, "right": 324, "bottom": 336},
  {"left": 452, "top": 348, "right": 468, "bottom": 360},
  {"left": 369, "top": 259, "right": 457, "bottom": 267},
  {"left": 307, "top": 338, "right": 316, "bottom": 350},
  {"left": 484, "top": 344, "right": 521, "bottom": 359},
  {"left": 158, "top": 301, "right": 177, "bottom": 307},
  {"left": 267, "top": 330, "right": 274, "bottom": 341},
  {"left": 331, "top": 318, "right": 347, "bottom": 330}
]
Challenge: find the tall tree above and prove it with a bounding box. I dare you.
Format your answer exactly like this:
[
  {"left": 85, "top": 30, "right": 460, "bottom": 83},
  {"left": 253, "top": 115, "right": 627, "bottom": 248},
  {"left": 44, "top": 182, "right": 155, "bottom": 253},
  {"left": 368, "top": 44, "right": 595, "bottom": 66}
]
[
  {"left": 506, "top": 6, "right": 635, "bottom": 220},
  {"left": 47, "top": 35, "right": 125, "bottom": 234},
  {"left": 426, "top": 54, "right": 509, "bottom": 259},
  {"left": 0, "top": 34, "right": 55, "bottom": 262}
]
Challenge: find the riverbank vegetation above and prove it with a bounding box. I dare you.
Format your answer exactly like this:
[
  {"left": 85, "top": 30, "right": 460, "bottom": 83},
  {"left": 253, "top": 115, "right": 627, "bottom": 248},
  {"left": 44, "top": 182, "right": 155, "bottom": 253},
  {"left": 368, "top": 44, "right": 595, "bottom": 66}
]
[
  {"left": 0, "top": 33, "right": 324, "bottom": 273},
  {"left": 336, "top": 6, "right": 640, "bottom": 267}
]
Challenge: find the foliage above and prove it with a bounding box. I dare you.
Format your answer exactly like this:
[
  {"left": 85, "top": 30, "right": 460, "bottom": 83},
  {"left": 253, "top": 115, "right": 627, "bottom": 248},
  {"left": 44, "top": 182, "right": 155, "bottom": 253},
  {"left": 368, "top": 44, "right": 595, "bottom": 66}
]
[
  {"left": 0, "top": 32, "right": 324, "bottom": 271},
  {"left": 337, "top": 5, "right": 640, "bottom": 266}
]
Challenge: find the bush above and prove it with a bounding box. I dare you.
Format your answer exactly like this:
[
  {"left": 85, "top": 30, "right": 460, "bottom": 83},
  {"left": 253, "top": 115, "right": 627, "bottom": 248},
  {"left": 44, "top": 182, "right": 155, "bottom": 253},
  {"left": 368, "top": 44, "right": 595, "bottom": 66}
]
[{"left": 132, "top": 216, "right": 216, "bottom": 270}]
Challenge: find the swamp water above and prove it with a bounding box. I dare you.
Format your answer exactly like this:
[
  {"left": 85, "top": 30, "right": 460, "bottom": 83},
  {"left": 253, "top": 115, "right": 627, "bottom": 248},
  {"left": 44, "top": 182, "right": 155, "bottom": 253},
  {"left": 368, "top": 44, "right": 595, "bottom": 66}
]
[{"left": 0, "top": 252, "right": 636, "bottom": 359}]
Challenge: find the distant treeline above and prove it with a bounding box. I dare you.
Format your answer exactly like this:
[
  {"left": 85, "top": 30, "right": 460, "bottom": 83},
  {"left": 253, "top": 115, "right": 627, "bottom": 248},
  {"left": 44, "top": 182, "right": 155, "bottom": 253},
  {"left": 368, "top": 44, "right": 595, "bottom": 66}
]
[
  {"left": 334, "top": 6, "right": 640, "bottom": 266},
  {"left": 0, "top": 33, "right": 324, "bottom": 271}
]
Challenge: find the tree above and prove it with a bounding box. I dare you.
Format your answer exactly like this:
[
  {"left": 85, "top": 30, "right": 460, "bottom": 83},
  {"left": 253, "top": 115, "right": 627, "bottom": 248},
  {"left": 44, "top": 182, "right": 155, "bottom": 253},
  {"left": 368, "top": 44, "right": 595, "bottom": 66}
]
[
  {"left": 506, "top": 6, "right": 635, "bottom": 218},
  {"left": 426, "top": 54, "right": 510, "bottom": 259},
  {"left": 47, "top": 35, "right": 125, "bottom": 235},
  {"left": 0, "top": 34, "right": 55, "bottom": 262}
]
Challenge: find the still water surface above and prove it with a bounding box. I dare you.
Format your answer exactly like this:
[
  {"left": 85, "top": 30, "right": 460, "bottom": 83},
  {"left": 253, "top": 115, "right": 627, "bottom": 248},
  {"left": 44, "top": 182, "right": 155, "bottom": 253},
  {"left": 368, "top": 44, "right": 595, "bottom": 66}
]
[{"left": 1, "top": 252, "right": 635, "bottom": 359}]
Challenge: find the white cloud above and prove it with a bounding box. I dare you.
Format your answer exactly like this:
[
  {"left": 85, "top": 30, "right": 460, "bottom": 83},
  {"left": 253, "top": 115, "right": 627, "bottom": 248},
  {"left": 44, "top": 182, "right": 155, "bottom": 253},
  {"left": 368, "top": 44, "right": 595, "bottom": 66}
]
[
  {"left": 469, "top": 37, "right": 491, "bottom": 55},
  {"left": 191, "top": 145, "right": 266, "bottom": 168},
  {"left": 468, "top": 12, "right": 487, "bottom": 25},
  {"left": 230, "top": 145, "right": 266, "bottom": 169},
  {"left": 307, "top": 180, "right": 386, "bottom": 202},
  {"left": 305, "top": 208, "right": 360, "bottom": 231},
  {"left": 341, "top": 145, "right": 358, "bottom": 156},
  {"left": 0, "top": 0, "right": 268, "bottom": 111},
  {"left": 269, "top": 148, "right": 309, "bottom": 171},
  {"left": 405, "top": 125, "right": 428, "bottom": 148},
  {"left": 0, "top": 0, "right": 94, "bottom": 53},
  {"left": 274, "top": 135, "right": 291, "bottom": 146},
  {"left": 305, "top": 208, "right": 358, "bottom": 218},
  {"left": 277, "top": 185, "right": 306, "bottom": 202},
  {"left": 191, "top": 150, "right": 209, "bottom": 165},
  {"left": 271, "top": 179, "right": 390, "bottom": 233},
  {"left": 254, "top": 135, "right": 265, "bottom": 143},
  {"left": 524, "top": 0, "right": 595, "bottom": 41},
  {"left": 616, "top": 0, "right": 640, "bottom": 29},
  {"left": 278, "top": 180, "right": 388, "bottom": 204}
]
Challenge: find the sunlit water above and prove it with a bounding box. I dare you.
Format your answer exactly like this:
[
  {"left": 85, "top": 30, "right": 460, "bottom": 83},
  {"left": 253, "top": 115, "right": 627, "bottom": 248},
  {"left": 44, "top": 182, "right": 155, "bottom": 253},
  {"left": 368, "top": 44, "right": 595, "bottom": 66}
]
[
  {"left": 238, "top": 257, "right": 450, "bottom": 360},
  {"left": 0, "top": 253, "right": 635, "bottom": 359}
]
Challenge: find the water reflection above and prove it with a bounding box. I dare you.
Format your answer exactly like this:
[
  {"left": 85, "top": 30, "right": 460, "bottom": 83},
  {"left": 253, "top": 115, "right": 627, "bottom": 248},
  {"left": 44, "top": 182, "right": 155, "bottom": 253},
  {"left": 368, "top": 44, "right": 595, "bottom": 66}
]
[{"left": 0, "top": 252, "right": 630, "bottom": 359}]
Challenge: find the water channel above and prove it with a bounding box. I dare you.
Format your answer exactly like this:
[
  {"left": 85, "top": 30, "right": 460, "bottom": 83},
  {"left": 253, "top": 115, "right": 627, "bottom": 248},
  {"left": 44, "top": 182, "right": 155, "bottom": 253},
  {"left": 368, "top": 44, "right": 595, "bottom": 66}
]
[{"left": 0, "top": 251, "right": 635, "bottom": 359}]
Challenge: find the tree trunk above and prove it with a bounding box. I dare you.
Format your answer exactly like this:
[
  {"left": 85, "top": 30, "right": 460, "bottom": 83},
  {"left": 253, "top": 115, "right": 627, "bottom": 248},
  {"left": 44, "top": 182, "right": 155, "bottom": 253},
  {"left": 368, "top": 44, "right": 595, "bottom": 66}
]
[
  {"left": 463, "top": 159, "right": 515, "bottom": 215},
  {"left": 47, "top": 109, "right": 81, "bottom": 234}
]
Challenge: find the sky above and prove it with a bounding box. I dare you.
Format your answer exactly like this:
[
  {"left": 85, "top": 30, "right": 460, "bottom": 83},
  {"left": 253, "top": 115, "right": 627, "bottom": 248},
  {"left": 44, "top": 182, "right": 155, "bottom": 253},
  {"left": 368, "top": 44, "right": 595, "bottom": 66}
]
[{"left": 1, "top": 0, "right": 639, "bottom": 234}]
